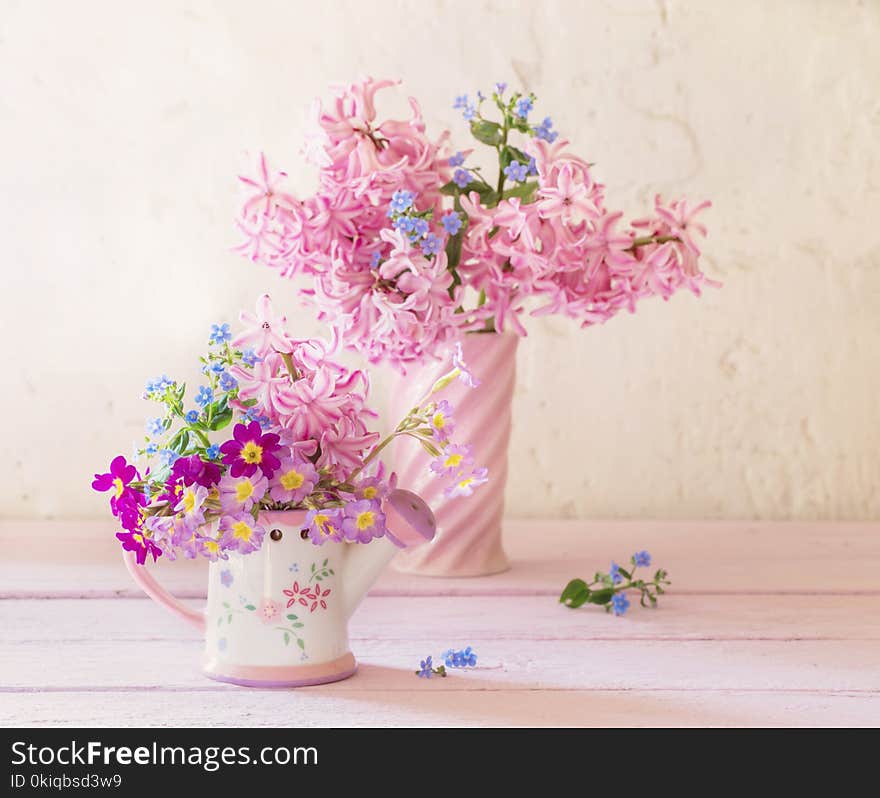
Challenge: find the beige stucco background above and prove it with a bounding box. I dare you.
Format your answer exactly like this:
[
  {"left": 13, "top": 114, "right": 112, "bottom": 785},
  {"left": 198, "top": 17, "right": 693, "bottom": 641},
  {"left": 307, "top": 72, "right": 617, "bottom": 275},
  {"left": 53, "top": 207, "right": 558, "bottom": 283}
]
[{"left": 2, "top": 0, "right": 878, "bottom": 521}]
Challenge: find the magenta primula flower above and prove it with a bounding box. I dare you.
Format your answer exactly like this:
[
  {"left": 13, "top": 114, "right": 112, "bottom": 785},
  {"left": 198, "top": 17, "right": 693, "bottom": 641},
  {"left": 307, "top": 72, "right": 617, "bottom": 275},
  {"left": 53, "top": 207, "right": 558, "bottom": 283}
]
[
  {"left": 268, "top": 456, "right": 318, "bottom": 505},
  {"left": 170, "top": 454, "right": 221, "bottom": 488},
  {"left": 219, "top": 421, "right": 281, "bottom": 478},
  {"left": 92, "top": 455, "right": 139, "bottom": 515},
  {"left": 341, "top": 499, "right": 387, "bottom": 544},
  {"left": 116, "top": 529, "right": 162, "bottom": 565}
]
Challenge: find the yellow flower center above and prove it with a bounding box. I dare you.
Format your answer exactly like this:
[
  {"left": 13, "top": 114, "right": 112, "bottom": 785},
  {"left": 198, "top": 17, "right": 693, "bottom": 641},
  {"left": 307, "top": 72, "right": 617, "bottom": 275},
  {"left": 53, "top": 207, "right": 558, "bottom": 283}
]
[
  {"left": 113, "top": 477, "right": 125, "bottom": 499},
  {"left": 231, "top": 521, "right": 252, "bottom": 542},
  {"left": 280, "top": 469, "right": 304, "bottom": 490},
  {"left": 204, "top": 538, "right": 221, "bottom": 553},
  {"left": 356, "top": 510, "right": 375, "bottom": 531},
  {"left": 458, "top": 477, "right": 474, "bottom": 489},
  {"left": 362, "top": 486, "right": 378, "bottom": 500},
  {"left": 444, "top": 453, "right": 463, "bottom": 468},
  {"left": 234, "top": 480, "right": 254, "bottom": 502},
  {"left": 241, "top": 441, "right": 263, "bottom": 464},
  {"left": 182, "top": 489, "right": 196, "bottom": 514},
  {"left": 432, "top": 412, "right": 446, "bottom": 429},
  {"left": 313, "top": 514, "right": 335, "bottom": 537}
]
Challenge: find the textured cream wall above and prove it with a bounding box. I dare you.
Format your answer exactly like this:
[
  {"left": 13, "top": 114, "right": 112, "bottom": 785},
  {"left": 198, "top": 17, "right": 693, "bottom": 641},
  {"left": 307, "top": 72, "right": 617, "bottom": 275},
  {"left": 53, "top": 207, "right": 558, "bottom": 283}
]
[{"left": 2, "top": 0, "right": 878, "bottom": 521}]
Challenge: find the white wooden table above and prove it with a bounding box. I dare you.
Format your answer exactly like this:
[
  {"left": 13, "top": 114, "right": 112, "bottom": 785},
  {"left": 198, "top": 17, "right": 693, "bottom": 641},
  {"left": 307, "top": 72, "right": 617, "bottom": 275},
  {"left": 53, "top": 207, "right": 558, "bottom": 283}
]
[{"left": 1, "top": 520, "right": 878, "bottom": 727}]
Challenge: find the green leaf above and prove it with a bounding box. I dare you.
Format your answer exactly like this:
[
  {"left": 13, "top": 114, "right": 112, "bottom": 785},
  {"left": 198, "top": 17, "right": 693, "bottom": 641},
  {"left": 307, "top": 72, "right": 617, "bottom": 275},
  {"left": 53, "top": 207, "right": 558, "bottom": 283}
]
[
  {"left": 296, "top": 638, "right": 305, "bottom": 650},
  {"left": 328, "top": 569, "right": 335, "bottom": 575},
  {"left": 217, "top": 617, "right": 222, "bottom": 626},
  {"left": 310, "top": 562, "right": 315, "bottom": 572},
  {"left": 559, "top": 578, "right": 591, "bottom": 608},
  {"left": 587, "top": 588, "right": 615, "bottom": 605},
  {"left": 227, "top": 614, "right": 232, "bottom": 623},
  {"left": 470, "top": 119, "right": 503, "bottom": 146},
  {"left": 244, "top": 604, "right": 256, "bottom": 611},
  {"left": 284, "top": 632, "right": 290, "bottom": 645},
  {"left": 209, "top": 407, "right": 233, "bottom": 431},
  {"left": 222, "top": 601, "right": 230, "bottom": 608},
  {"left": 315, "top": 576, "right": 321, "bottom": 582},
  {"left": 617, "top": 567, "right": 632, "bottom": 581},
  {"left": 439, "top": 180, "right": 459, "bottom": 196},
  {"left": 505, "top": 144, "right": 531, "bottom": 164},
  {"left": 322, "top": 558, "right": 328, "bottom": 567},
  {"left": 502, "top": 181, "right": 538, "bottom": 202},
  {"left": 286, "top": 614, "right": 298, "bottom": 621},
  {"left": 292, "top": 623, "right": 303, "bottom": 629}
]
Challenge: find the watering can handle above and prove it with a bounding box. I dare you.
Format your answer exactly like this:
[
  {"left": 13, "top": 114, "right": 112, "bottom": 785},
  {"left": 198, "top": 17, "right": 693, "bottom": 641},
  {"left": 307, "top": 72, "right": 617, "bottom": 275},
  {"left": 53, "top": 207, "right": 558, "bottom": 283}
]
[{"left": 123, "top": 551, "right": 206, "bottom": 632}]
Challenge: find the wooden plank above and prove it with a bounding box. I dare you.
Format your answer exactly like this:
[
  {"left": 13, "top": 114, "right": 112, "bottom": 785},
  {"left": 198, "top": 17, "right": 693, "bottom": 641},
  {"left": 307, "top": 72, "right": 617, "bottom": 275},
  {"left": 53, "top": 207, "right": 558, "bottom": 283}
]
[
  {"left": 2, "top": 689, "right": 877, "bottom": 728},
  {"left": 3, "top": 519, "right": 880, "bottom": 596},
  {"left": 3, "top": 595, "right": 880, "bottom": 643},
  {"left": 3, "top": 637, "right": 879, "bottom": 693}
]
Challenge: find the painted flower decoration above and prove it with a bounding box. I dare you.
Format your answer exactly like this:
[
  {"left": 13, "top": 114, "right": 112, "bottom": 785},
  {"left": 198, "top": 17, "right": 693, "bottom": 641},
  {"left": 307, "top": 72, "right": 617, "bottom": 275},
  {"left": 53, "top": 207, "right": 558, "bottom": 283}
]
[
  {"left": 258, "top": 598, "right": 282, "bottom": 625},
  {"left": 283, "top": 581, "right": 331, "bottom": 613}
]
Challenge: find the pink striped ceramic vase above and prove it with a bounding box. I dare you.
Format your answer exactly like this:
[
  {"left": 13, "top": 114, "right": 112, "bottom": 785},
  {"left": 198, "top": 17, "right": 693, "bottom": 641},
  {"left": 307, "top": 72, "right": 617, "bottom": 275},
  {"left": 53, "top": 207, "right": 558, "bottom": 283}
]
[{"left": 390, "top": 331, "right": 518, "bottom": 577}]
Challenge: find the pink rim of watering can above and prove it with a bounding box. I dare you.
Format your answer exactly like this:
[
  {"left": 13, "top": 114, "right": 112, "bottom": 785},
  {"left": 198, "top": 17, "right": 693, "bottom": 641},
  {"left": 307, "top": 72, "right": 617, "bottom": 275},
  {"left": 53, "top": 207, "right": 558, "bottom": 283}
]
[
  {"left": 123, "top": 489, "right": 435, "bottom": 687},
  {"left": 390, "top": 332, "right": 518, "bottom": 577}
]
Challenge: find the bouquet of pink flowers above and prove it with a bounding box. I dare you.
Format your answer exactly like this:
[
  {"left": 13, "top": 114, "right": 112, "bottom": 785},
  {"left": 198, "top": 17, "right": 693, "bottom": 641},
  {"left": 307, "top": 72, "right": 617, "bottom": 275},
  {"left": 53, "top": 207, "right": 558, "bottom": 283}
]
[
  {"left": 235, "top": 78, "right": 712, "bottom": 371},
  {"left": 92, "top": 295, "right": 485, "bottom": 564}
]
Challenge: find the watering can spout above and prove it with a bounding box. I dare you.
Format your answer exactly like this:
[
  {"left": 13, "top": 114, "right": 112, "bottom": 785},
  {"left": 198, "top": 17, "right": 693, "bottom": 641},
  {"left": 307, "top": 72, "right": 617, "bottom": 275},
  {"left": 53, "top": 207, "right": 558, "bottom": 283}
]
[{"left": 339, "top": 489, "right": 436, "bottom": 620}]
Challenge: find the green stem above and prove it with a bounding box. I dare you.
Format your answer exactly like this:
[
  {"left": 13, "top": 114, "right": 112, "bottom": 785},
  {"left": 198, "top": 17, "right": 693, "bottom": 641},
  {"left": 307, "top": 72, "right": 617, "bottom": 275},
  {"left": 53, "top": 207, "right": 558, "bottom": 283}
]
[{"left": 627, "top": 234, "right": 680, "bottom": 251}]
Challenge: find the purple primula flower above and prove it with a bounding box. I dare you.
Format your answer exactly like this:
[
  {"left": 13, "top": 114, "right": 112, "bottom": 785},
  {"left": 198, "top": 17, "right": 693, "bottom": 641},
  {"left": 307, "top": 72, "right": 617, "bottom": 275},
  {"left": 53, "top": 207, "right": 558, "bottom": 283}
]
[
  {"left": 503, "top": 161, "right": 528, "bottom": 182},
  {"left": 449, "top": 151, "right": 466, "bottom": 168},
  {"left": 431, "top": 443, "right": 474, "bottom": 477},
  {"left": 218, "top": 513, "right": 265, "bottom": 555},
  {"left": 453, "top": 168, "right": 471, "bottom": 189},
  {"left": 444, "top": 467, "right": 489, "bottom": 498},
  {"left": 429, "top": 400, "right": 455, "bottom": 441},
  {"left": 269, "top": 456, "right": 318, "bottom": 505},
  {"left": 173, "top": 484, "right": 209, "bottom": 526},
  {"left": 304, "top": 508, "right": 344, "bottom": 546},
  {"left": 452, "top": 342, "right": 480, "bottom": 388},
  {"left": 219, "top": 472, "right": 268, "bottom": 514},
  {"left": 341, "top": 499, "right": 387, "bottom": 543},
  {"left": 494, "top": 81, "right": 507, "bottom": 95},
  {"left": 219, "top": 421, "right": 282, "bottom": 479},
  {"left": 417, "top": 656, "right": 434, "bottom": 678}
]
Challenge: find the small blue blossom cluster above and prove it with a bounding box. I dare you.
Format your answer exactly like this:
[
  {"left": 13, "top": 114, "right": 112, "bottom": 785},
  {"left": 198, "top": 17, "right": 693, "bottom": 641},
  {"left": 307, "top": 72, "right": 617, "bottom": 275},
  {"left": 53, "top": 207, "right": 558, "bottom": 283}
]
[
  {"left": 416, "top": 645, "right": 479, "bottom": 678},
  {"left": 560, "top": 550, "right": 669, "bottom": 617},
  {"left": 143, "top": 375, "right": 174, "bottom": 398},
  {"left": 503, "top": 161, "right": 529, "bottom": 183},
  {"left": 533, "top": 116, "right": 558, "bottom": 143},
  {"left": 137, "top": 323, "right": 259, "bottom": 464},
  {"left": 384, "top": 191, "right": 446, "bottom": 258},
  {"left": 453, "top": 94, "right": 477, "bottom": 121},
  {"left": 441, "top": 646, "right": 477, "bottom": 668},
  {"left": 515, "top": 96, "right": 533, "bottom": 119}
]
